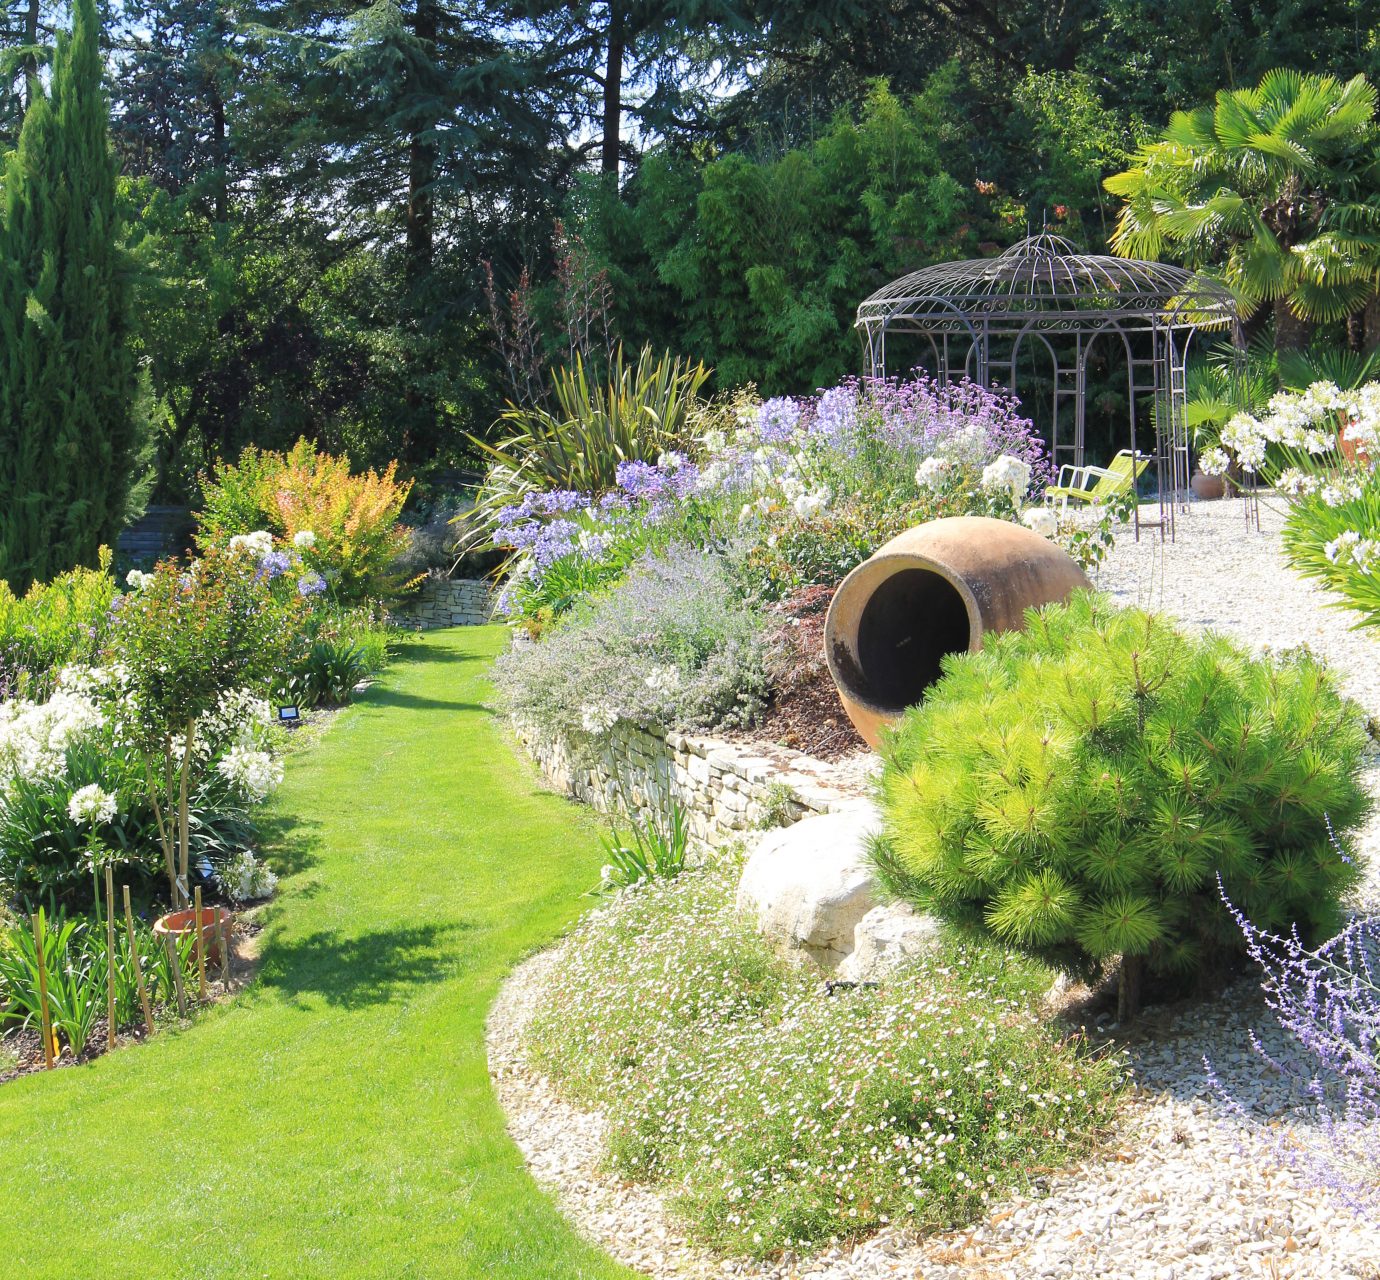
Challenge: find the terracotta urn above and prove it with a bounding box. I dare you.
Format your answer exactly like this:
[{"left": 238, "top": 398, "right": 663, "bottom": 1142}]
[
  {"left": 153, "top": 906, "right": 234, "bottom": 965},
  {"left": 824, "top": 516, "right": 1090, "bottom": 750},
  {"left": 1190, "top": 470, "right": 1228, "bottom": 501}
]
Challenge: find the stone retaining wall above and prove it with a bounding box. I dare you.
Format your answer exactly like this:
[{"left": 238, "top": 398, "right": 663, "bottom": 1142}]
[
  {"left": 396, "top": 578, "right": 493, "bottom": 629},
  {"left": 513, "top": 718, "right": 872, "bottom": 847}
]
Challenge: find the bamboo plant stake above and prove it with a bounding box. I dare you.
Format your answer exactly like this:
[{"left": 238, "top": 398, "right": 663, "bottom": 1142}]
[
  {"left": 104, "top": 866, "right": 117, "bottom": 1052},
  {"left": 31, "top": 912, "right": 54, "bottom": 1069},
  {"left": 214, "top": 911, "right": 230, "bottom": 986},
  {"left": 165, "top": 932, "right": 188, "bottom": 1017},
  {"left": 193, "top": 885, "right": 208, "bottom": 1001},
  {"left": 122, "top": 886, "right": 155, "bottom": 1036}
]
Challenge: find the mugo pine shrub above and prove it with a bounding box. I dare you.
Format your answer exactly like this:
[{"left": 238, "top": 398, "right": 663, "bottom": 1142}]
[{"left": 878, "top": 593, "right": 1370, "bottom": 1020}]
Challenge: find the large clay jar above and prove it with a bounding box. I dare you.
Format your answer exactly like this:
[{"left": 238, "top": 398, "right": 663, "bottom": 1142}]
[{"left": 824, "top": 516, "right": 1090, "bottom": 749}]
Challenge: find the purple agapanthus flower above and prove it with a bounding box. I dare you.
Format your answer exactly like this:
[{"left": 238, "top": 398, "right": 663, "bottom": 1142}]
[
  {"left": 756, "top": 397, "right": 803, "bottom": 443},
  {"left": 297, "top": 573, "right": 327, "bottom": 597},
  {"left": 257, "top": 550, "right": 294, "bottom": 581}
]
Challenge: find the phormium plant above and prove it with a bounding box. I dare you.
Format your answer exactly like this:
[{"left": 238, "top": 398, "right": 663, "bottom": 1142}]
[{"left": 878, "top": 592, "right": 1371, "bottom": 1020}]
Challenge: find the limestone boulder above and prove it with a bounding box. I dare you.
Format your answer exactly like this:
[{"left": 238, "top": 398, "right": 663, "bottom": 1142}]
[
  {"left": 835, "top": 902, "right": 942, "bottom": 983},
  {"left": 736, "top": 806, "right": 882, "bottom": 970}
]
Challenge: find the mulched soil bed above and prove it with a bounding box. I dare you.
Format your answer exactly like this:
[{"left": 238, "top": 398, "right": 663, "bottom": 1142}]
[{"left": 752, "top": 584, "right": 862, "bottom": 761}]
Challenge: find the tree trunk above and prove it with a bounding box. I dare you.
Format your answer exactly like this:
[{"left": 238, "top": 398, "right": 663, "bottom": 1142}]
[
  {"left": 1116, "top": 953, "right": 1143, "bottom": 1024},
  {"left": 406, "top": 0, "right": 438, "bottom": 285},
  {"left": 601, "top": 8, "right": 624, "bottom": 178},
  {"left": 22, "top": 0, "right": 39, "bottom": 104},
  {"left": 1274, "top": 296, "right": 1314, "bottom": 354},
  {"left": 1364, "top": 291, "right": 1380, "bottom": 357},
  {"left": 210, "top": 88, "right": 228, "bottom": 224}
]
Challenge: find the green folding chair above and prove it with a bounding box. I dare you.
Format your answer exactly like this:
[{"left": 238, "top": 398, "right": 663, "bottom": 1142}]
[{"left": 1044, "top": 450, "right": 1150, "bottom": 511}]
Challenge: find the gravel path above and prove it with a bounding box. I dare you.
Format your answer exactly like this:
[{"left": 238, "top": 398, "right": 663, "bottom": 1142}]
[{"left": 488, "top": 499, "right": 1380, "bottom": 1280}]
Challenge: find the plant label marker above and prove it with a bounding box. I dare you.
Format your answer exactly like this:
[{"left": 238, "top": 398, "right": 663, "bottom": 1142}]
[
  {"left": 105, "top": 866, "right": 117, "bottom": 1052},
  {"left": 31, "top": 911, "right": 54, "bottom": 1069},
  {"left": 193, "top": 886, "right": 208, "bottom": 1001},
  {"left": 123, "top": 886, "right": 155, "bottom": 1036}
]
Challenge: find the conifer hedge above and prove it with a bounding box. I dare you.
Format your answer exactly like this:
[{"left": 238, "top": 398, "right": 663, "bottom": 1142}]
[{"left": 0, "top": 0, "right": 136, "bottom": 591}]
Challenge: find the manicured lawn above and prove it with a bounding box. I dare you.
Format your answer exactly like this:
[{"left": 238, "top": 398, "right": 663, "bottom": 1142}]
[{"left": 0, "top": 627, "right": 633, "bottom": 1280}]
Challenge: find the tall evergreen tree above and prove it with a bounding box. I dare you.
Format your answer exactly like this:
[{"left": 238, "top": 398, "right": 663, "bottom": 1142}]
[{"left": 0, "top": 0, "right": 136, "bottom": 590}]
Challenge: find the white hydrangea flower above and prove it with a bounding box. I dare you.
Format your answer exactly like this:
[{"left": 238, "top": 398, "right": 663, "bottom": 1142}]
[
  {"left": 915, "top": 456, "right": 953, "bottom": 491},
  {"left": 228, "top": 530, "right": 274, "bottom": 557},
  {"left": 292, "top": 529, "right": 317, "bottom": 550},
  {"left": 67, "top": 783, "right": 117, "bottom": 826},
  {"left": 1021, "top": 507, "right": 1058, "bottom": 539},
  {"left": 216, "top": 745, "right": 284, "bottom": 801},
  {"left": 981, "top": 454, "right": 1032, "bottom": 499},
  {"left": 792, "top": 490, "right": 829, "bottom": 521}
]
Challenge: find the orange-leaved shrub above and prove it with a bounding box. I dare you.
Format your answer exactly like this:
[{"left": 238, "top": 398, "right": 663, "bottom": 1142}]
[{"left": 195, "top": 439, "right": 416, "bottom": 602}]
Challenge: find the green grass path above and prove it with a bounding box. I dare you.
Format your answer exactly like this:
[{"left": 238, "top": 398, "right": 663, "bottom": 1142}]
[{"left": 0, "top": 628, "right": 635, "bottom": 1280}]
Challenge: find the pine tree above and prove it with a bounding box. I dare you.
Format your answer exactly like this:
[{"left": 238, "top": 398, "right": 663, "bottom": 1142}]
[{"left": 0, "top": 0, "right": 136, "bottom": 591}]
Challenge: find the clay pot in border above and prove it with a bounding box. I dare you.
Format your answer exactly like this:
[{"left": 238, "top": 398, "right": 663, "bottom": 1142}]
[
  {"left": 824, "top": 515, "right": 1091, "bottom": 750},
  {"left": 153, "top": 906, "right": 234, "bottom": 965}
]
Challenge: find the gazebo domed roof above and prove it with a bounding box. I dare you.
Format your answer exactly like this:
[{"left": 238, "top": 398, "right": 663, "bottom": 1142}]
[{"left": 856, "top": 234, "right": 1238, "bottom": 333}]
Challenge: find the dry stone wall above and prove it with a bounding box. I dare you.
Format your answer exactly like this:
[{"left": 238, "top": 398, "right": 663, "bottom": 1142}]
[
  {"left": 396, "top": 578, "right": 493, "bottom": 629},
  {"left": 512, "top": 717, "right": 874, "bottom": 846}
]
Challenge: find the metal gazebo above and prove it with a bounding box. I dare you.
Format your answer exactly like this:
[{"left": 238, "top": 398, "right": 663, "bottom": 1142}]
[{"left": 855, "top": 234, "right": 1241, "bottom": 538}]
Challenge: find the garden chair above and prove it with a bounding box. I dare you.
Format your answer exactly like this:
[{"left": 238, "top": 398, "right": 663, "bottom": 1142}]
[{"left": 1044, "top": 450, "right": 1150, "bottom": 511}]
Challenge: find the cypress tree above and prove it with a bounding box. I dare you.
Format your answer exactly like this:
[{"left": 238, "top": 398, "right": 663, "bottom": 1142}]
[{"left": 0, "top": 0, "right": 135, "bottom": 591}]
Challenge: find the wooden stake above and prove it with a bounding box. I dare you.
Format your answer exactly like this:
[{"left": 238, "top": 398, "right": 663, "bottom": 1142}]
[
  {"left": 193, "top": 886, "right": 208, "bottom": 1002},
  {"left": 165, "top": 931, "right": 188, "bottom": 1018},
  {"left": 123, "top": 886, "right": 155, "bottom": 1037},
  {"left": 104, "top": 866, "right": 117, "bottom": 1052},
  {"left": 31, "top": 912, "right": 54, "bottom": 1069},
  {"left": 214, "top": 911, "right": 230, "bottom": 986}
]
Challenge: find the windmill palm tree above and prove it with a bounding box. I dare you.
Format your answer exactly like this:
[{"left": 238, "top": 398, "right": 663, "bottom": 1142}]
[{"left": 1105, "top": 70, "right": 1380, "bottom": 353}]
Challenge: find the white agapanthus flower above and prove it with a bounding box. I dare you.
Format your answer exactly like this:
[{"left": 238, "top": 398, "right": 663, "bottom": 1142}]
[
  {"left": 792, "top": 490, "right": 829, "bottom": 521},
  {"left": 292, "top": 529, "right": 317, "bottom": 550},
  {"left": 216, "top": 745, "right": 283, "bottom": 801},
  {"left": 1197, "top": 447, "right": 1231, "bottom": 477},
  {"left": 644, "top": 666, "right": 680, "bottom": 695},
  {"left": 125, "top": 569, "right": 152, "bottom": 590},
  {"left": 1276, "top": 468, "right": 1319, "bottom": 497},
  {"left": 1021, "top": 507, "right": 1058, "bottom": 539},
  {"left": 1325, "top": 530, "right": 1362, "bottom": 563},
  {"left": 915, "top": 456, "right": 953, "bottom": 491},
  {"left": 580, "top": 704, "right": 620, "bottom": 735},
  {"left": 0, "top": 690, "right": 104, "bottom": 794},
  {"left": 228, "top": 530, "right": 274, "bottom": 557},
  {"left": 980, "top": 454, "right": 1033, "bottom": 499},
  {"left": 220, "top": 850, "right": 278, "bottom": 904},
  {"left": 67, "top": 783, "right": 117, "bottom": 826}
]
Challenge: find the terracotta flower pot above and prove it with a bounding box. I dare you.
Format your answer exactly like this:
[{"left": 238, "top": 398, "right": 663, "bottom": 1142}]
[
  {"left": 154, "top": 906, "right": 234, "bottom": 965},
  {"left": 1190, "top": 470, "right": 1227, "bottom": 501},
  {"left": 824, "top": 515, "right": 1090, "bottom": 750}
]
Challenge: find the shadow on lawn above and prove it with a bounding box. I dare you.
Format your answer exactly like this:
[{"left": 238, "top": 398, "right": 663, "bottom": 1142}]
[
  {"left": 388, "top": 638, "right": 486, "bottom": 666},
  {"left": 257, "top": 920, "right": 474, "bottom": 1010},
  {"left": 363, "top": 687, "right": 492, "bottom": 714},
  {"left": 256, "top": 812, "right": 323, "bottom": 880}
]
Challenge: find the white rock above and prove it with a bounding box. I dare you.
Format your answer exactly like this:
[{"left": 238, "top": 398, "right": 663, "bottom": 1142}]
[
  {"left": 836, "top": 901, "right": 941, "bottom": 982},
  {"left": 736, "top": 807, "right": 881, "bottom": 969}
]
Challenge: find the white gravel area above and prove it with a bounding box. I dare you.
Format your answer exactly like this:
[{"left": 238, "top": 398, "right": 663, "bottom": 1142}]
[{"left": 487, "top": 499, "right": 1380, "bottom": 1280}]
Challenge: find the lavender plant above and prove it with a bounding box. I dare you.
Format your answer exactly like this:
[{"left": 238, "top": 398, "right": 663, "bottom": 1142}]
[
  {"left": 491, "top": 544, "right": 770, "bottom": 749},
  {"left": 1223, "top": 886, "right": 1379, "bottom": 1211}
]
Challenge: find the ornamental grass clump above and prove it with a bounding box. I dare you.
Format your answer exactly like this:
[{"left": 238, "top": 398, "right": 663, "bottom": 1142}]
[
  {"left": 526, "top": 864, "right": 1126, "bottom": 1258},
  {"left": 879, "top": 592, "right": 1370, "bottom": 1021}
]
